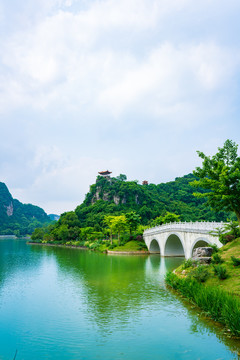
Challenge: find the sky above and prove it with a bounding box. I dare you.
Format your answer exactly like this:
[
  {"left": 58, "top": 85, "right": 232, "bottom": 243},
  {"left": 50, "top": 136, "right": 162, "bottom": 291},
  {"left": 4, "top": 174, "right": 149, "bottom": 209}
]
[{"left": 0, "top": 0, "right": 240, "bottom": 215}]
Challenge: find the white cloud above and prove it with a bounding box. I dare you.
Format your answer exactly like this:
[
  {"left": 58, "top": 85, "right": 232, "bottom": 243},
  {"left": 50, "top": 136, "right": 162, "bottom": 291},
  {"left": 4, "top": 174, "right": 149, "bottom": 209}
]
[
  {"left": 1, "top": 0, "right": 239, "bottom": 118},
  {"left": 98, "top": 42, "right": 240, "bottom": 121},
  {"left": 1, "top": 0, "right": 240, "bottom": 213}
]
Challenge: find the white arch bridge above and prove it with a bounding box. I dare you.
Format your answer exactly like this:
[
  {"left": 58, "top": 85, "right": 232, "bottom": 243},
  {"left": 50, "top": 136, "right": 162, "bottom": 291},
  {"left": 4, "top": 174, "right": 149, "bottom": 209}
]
[{"left": 143, "top": 222, "right": 225, "bottom": 259}]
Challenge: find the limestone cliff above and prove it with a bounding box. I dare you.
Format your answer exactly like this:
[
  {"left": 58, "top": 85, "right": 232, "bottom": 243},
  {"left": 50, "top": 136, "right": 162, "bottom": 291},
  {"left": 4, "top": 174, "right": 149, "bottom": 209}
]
[{"left": 0, "top": 182, "right": 50, "bottom": 235}]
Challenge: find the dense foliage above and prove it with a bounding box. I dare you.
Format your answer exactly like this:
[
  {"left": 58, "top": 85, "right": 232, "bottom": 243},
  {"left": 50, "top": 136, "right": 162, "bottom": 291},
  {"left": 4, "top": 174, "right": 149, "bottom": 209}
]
[
  {"left": 0, "top": 182, "right": 50, "bottom": 236},
  {"left": 31, "top": 173, "right": 234, "bottom": 246},
  {"left": 192, "top": 139, "right": 240, "bottom": 226}
]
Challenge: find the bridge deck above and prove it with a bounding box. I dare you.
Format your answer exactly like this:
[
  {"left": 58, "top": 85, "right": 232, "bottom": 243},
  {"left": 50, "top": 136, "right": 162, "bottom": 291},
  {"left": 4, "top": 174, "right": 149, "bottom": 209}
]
[{"left": 144, "top": 221, "right": 226, "bottom": 235}]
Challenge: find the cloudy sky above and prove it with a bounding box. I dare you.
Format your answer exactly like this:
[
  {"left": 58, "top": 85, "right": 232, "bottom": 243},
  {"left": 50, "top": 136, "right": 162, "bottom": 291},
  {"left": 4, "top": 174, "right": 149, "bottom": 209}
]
[{"left": 1, "top": 0, "right": 240, "bottom": 215}]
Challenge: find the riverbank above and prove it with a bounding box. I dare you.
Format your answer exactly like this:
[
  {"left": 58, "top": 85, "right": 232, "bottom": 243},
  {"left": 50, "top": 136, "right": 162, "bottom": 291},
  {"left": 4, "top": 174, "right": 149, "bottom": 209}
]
[
  {"left": 107, "top": 250, "right": 149, "bottom": 255},
  {"left": 166, "top": 237, "right": 240, "bottom": 337},
  {"left": 28, "top": 242, "right": 88, "bottom": 250},
  {"left": 28, "top": 239, "right": 149, "bottom": 255},
  {"left": 0, "top": 235, "right": 17, "bottom": 238}
]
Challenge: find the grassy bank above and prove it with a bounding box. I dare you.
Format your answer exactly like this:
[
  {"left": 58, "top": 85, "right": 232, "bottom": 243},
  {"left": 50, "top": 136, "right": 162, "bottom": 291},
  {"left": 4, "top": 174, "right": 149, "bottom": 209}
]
[
  {"left": 166, "top": 237, "right": 240, "bottom": 336},
  {"left": 166, "top": 272, "right": 240, "bottom": 336},
  {"left": 29, "top": 239, "right": 148, "bottom": 254},
  {"left": 174, "top": 238, "right": 240, "bottom": 295}
]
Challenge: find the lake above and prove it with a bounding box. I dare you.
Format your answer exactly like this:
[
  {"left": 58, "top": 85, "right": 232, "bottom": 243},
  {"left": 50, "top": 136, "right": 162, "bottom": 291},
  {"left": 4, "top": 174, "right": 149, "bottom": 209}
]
[{"left": 0, "top": 238, "right": 240, "bottom": 359}]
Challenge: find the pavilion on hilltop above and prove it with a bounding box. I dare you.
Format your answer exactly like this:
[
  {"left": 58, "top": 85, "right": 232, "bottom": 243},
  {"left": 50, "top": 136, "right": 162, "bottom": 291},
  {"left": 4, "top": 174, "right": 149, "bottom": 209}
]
[{"left": 98, "top": 170, "right": 112, "bottom": 178}]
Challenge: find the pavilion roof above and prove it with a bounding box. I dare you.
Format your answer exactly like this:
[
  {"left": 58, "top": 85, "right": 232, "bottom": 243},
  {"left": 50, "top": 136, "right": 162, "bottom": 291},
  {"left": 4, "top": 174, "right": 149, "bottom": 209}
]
[{"left": 98, "top": 170, "right": 112, "bottom": 175}]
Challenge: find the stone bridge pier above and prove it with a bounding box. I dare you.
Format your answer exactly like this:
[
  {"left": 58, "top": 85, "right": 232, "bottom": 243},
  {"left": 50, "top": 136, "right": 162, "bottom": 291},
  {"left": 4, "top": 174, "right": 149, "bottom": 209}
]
[{"left": 143, "top": 222, "right": 225, "bottom": 259}]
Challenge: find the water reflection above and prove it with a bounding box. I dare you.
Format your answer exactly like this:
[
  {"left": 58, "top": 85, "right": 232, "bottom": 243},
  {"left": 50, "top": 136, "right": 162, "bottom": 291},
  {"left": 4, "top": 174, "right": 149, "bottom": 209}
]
[
  {"left": 0, "top": 239, "right": 42, "bottom": 288},
  {"left": 43, "top": 246, "right": 240, "bottom": 356},
  {"left": 1, "top": 240, "right": 240, "bottom": 360}
]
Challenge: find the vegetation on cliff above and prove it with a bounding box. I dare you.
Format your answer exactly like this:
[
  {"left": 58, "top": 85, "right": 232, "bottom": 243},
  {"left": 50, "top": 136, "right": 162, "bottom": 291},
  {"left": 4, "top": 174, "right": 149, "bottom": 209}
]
[
  {"left": 75, "top": 173, "right": 232, "bottom": 229},
  {"left": 0, "top": 182, "right": 50, "bottom": 236},
  {"left": 31, "top": 172, "right": 234, "bottom": 250}
]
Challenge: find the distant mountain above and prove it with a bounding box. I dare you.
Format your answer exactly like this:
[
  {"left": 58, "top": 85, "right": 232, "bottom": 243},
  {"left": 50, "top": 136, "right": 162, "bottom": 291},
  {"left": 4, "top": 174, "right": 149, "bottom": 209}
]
[
  {"left": 0, "top": 182, "right": 50, "bottom": 236},
  {"left": 48, "top": 214, "right": 60, "bottom": 221}
]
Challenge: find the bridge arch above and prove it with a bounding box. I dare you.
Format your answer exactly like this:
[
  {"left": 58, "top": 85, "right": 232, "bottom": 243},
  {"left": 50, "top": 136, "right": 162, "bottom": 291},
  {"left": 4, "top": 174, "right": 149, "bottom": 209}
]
[
  {"left": 191, "top": 237, "right": 211, "bottom": 256},
  {"left": 164, "top": 233, "right": 185, "bottom": 258},
  {"left": 149, "top": 239, "right": 161, "bottom": 254}
]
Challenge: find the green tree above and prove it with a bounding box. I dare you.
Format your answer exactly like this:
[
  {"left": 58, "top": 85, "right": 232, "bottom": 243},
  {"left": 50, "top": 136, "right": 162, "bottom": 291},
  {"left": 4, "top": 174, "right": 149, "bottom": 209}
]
[
  {"left": 151, "top": 215, "right": 164, "bottom": 227},
  {"left": 223, "top": 220, "right": 240, "bottom": 237},
  {"left": 59, "top": 211, "right": 81, "bottom": 227},
  {"left": 111, "top": 215, "right": 128, "bottom": 245},
  {"left": 151, "top": 212, "right": 180, "bottom": 226},
  {"left": 191, "top": 139, "right": 240, "bottom": 226},
  {"left": 103, "top": 215, "right": 115, "bottom": 244},
  {"left": 53, "top": 224, "right": 69, "bottom": 242},
  {"left": 31, "top": 227, "right": 45, "bottom": 241},
  {"left": 162, "top": 212, "right": 180, "bottom": 224},
  {"left": 116, "top": 174, "right": 127, "bottom": 181},
  {"left": 125, "top": 211, "right": 141, "bottom": 236}
]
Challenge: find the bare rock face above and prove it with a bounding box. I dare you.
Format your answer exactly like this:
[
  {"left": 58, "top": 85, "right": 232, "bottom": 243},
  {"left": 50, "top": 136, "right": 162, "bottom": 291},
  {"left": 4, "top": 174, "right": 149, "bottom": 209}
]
[
  {"left": 91, "top": 188, "right": 101, "bottom": 204},
  {"left": 113, "top": 195, "right": 120, "bottom": 205},
  {"left": 6, "top": 202, "right": 13, "bottom": 216},
  {"left": 135, "top": 194, "right": 140, "bottom": 204},
  {"left": 102, "top": 192, "right": 109, "bottom": 201},
  {"left": 193, "top": 247, "right": 213, "bottom": 258},
  {"left": 192, "top": 247, "right": 213, "bottom": 264}
]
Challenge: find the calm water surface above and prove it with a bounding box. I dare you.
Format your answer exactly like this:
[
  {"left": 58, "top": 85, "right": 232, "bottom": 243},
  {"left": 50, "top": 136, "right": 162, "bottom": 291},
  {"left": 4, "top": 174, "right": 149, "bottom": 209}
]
[{"left": 0, "top": 239, "right": 240, "bottom": 360}]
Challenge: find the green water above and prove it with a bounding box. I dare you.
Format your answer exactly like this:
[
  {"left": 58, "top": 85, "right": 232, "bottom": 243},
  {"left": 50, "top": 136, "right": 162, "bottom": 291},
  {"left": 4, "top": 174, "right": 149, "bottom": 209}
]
[{"left": 0, "top": 239, "right": 240, "bottom": 359}]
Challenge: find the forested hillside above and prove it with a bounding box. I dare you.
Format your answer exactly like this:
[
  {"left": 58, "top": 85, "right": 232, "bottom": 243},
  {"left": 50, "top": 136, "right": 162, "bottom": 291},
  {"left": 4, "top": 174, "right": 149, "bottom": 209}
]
[
  {"left": 0, "top": 182, "right": 50, "bottom": 236},
  {"left": 31, "top": 173, "right": 234, "bottom": 245},
  {"left": 75, "top": 174, "right": 232, "bottom": 228}
]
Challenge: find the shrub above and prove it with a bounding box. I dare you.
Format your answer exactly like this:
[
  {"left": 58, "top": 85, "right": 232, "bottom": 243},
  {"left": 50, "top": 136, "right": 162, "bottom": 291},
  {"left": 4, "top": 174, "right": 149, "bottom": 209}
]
[
  {"left": 211, "top": 253, "right": 224, "bottom": 264},
  {"left": 182, "top": 259, "right": 194, "bottom": 269},
  {"left": 231, "top": 256, "right": 240, "bottom": 267},
  {"left": 104, "top": 240, "right": 111, "bottom": 247},
  {"left": 213, "top": 265, "right": 228, "bottom": 280},
  {"left": 209, "top": 244, "right": 219, "bottom": 254},
  {"left": 137, "top": 243, "right": 148, "bottom": 251},
  {"left": 189, "top": 265, "right": 210, "bottom": 283},
  {"left": 89, "top": 242, "right": 99, "bottom": 250},
  {"left": 78, "top": 240, "right": 86, "bottom": 247},
  {"left": 136, "top": 235, "right": 143, "bottom": 242},
  {"left": 220, "top": 234, "right": 235, "bottom": 245}
]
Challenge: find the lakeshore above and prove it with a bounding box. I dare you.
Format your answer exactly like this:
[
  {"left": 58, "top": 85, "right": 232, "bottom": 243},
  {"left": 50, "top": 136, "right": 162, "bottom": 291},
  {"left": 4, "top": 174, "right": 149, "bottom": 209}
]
[
  {"left": 166, "top": 237, "right": 240, "bottom": 337},
  {"left": 28, "top": 241, "right": 150, "bottom": 255}
]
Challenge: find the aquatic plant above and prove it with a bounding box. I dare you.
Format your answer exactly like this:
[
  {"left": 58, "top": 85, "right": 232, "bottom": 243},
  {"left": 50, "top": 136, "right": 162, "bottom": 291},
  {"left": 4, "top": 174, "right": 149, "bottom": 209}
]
[{"left": 166, "top": 272, "right": 240, "bottom": 336}]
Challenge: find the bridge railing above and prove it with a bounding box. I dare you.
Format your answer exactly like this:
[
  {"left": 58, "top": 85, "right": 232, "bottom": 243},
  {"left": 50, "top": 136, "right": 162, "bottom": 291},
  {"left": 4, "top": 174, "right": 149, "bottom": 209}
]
[{"left": 143, "top": 221, "right": 227, "bottom": 235}]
